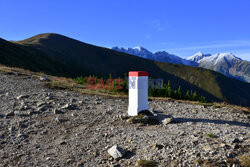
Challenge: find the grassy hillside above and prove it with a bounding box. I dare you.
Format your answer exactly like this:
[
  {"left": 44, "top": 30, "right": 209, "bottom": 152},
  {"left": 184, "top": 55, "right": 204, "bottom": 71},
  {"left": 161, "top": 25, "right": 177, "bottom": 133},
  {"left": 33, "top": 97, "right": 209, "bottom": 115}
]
[
  {"left": 0, "top": 37, "right": 77, "bottom": 76},
  {"left": 155, "top": 62, "right": 250, "bottom": 106},
  {"left": 1, "top": 33, "right": 249, "bottom": 106}
]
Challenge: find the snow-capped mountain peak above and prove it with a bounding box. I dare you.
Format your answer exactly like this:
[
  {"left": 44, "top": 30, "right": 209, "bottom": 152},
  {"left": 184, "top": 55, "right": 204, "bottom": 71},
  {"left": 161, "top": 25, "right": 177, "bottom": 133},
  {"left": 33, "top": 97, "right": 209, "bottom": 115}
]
[
  {"left": 133, "top": 46, "right": 145, "bottom": 51},
  {"left": 200, "top": 53, "right": 241, "bottom": 65},
  {"left": 187, "top": 52, "right": 211, "bottom": 63},
  {"left": 218, "top": 53, "right": 241, "bottom": 61},
  {"left": 112, "top": 46, "right": 153, "bottom": 59},
  {"left": 197, "top": 52, "right": 249, "bottom": 82}
]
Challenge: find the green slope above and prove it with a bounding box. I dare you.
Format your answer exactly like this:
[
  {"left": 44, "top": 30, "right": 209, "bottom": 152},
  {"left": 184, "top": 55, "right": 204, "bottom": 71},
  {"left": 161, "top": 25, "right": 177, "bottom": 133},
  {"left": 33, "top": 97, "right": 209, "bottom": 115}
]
[
  {"left": 1, "top": 33, "right": 249, "bottom": 106},
  {"left": 0, "top": 37, "right": 78, "bottom": 76}
]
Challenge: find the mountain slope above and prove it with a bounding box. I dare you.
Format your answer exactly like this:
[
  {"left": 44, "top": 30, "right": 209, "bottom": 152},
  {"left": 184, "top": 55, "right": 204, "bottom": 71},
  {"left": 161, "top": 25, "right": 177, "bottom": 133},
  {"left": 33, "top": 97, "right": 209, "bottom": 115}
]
[
  {"left": 0, "top": 33, "right": 249, "bottom": 106},
  {"left": 112, "top": 46, "right": 197, "bottom": 66},
  {"left": 189, "top": 52, "right": 250, "bottom": 82},
  {"left": 0, "top": 37, "right": 76, "bottom": 76}
]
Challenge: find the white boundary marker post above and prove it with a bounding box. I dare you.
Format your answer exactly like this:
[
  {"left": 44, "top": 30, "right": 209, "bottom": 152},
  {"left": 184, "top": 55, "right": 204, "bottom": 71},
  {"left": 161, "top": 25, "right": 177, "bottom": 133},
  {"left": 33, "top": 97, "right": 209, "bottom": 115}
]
[{"left": 128, "top": 71, "right": 149, "bottom": 116}]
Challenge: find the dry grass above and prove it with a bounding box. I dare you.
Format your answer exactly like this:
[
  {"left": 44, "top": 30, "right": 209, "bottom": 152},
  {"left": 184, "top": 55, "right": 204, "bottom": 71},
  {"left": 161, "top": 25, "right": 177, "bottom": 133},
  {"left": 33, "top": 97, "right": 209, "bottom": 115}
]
[
  {"left": 0, "top": 65, "right": 42, "bottom": 78},
  {"left": 196, "top": 158, "right": 203, "bottom": 165},
  {"left": 137, "top": 160, "right": 157, "bottom": 167},
  {"left": 207, "top": 133, "right": 217, "bottom": 138},
  {"left": 240, "top": 153, "right": 250, "bottom": 167}
]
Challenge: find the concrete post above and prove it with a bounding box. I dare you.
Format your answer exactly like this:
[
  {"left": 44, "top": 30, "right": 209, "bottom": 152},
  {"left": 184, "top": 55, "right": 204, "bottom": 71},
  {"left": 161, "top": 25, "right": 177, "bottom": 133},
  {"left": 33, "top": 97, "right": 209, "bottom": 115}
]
[{"left": 128, "top": 71, "right": 149, "bottom": 116}]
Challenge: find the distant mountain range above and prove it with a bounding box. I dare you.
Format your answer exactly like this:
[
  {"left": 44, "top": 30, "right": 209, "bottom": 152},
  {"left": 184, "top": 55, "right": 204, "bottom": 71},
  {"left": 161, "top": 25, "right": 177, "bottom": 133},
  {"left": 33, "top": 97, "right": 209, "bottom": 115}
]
[
  {"left": 0, "top": 33, "right": 250, "bottom": 106},
  {"left": 112, "top": 46, "right": 197, "bottom": 66},
  {"left": 112, "top": 47, "right": 250, "bottom": 83}
]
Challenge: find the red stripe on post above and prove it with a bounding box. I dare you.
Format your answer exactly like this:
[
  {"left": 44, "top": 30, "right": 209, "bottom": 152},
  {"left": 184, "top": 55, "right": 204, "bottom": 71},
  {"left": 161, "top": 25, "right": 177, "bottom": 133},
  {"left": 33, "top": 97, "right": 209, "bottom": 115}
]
[{"left": 129, "top": 71, "right": 148, "bottom": 77}]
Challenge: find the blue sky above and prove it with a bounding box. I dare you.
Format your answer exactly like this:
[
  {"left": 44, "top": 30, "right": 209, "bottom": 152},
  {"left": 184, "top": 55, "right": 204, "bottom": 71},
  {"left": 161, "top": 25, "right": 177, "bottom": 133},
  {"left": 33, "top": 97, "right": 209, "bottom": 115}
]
[{"left": 0, "top": 0, "right": 250, "bottom": 60}]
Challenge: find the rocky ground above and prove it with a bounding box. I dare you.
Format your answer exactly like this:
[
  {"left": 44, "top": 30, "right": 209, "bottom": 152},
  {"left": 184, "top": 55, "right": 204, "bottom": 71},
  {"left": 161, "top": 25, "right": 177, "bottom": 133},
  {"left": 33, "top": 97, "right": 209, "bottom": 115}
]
[{"left": 0, "top": 72, "right": 249, "bottom": 167}]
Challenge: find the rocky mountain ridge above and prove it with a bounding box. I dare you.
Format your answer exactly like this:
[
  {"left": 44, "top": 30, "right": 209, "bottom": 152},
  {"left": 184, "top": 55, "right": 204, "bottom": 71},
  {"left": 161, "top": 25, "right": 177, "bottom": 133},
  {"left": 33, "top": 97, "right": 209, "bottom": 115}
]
[
  {"left": 189, "top": 52, "right": 250, "bottom": 82},
  {"left": 112, "top": 46, "right": 197, "bottom": 66}
]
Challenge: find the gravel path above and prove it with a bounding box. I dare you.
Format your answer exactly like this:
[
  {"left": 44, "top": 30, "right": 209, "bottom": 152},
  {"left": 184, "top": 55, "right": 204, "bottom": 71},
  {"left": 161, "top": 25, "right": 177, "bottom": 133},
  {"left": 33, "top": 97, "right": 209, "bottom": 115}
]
[{"left": 0, "top": 73, "right": 249, "bottom": 167}]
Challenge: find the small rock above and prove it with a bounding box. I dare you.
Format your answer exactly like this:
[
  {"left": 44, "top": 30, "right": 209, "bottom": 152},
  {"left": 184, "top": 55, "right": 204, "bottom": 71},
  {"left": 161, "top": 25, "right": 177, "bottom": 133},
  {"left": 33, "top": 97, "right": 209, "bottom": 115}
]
[
  {"left": 95, "top": 101, "right": 102, "bottom": 104},
  {"left": 126, "top": 115, "right": 148, "bottom": 124},
  {"left": 152, "top": 143, "right": 164, "bottom": 150},
  {"left": 9, "top": 125, "right": 15, "bottom": 132},
  {"left": 40, "top": 75, "right": 48, "bottom": 81},
  {"left": 13, "top": 72, "right": 18, "bottom": 75},
  {"left": 41, "top": 129, "right": 48, "bottom": 135},
  {"left": 55, "top": 117, "right": 67, "bottom": 123},
  {"left": 107, "top": 145, "right": 125, "bottom": 159},
  {"left": 226, "top": 152, "right": 235, "bottom": 158},
  {"left": 71, "top": 113, "right": 78, "bottom": 117},
  {"left": 37, "top": 106, "right": 47, "bottom": 112},
  {"left": 27, "top": 110, "right": 36, "bottom": 115},
  {"left": 70, "top": 98, "right": 77, "bottom": 103},
  {"left": 17, "top": 133, "right": 28, "bottom": 139},
  {"left": 149, "top": 108, "right": 155, "bottom": 113},
  {"left": 77, "top": 162, "right": 84, "bottom": 167},
  {"left": 232, "top": 138, "right": 240, "bottom": 143},
  {"left": 162, "top": 117, "right": 173, "bottom": 125},
  {"left": 220, "top": 143, "right": 226, "bottom": 147},
  {"left": 36, "top": 102, "right": 46, "bottom": 107},
  {"left": 66, "top": 159, "right": 73, "bottom": 164},
  {"left": 16, "top": 95, "right": 29, "bottom": 100},
  {"left": 52, "top": 108, "right": 63, "bottom": 114},
  {"left": 60, "top": 141, "right": 67, "bottom": 145},
  {"left": 14, "top": 111, "right": 22, "bottom": 116},
  {"left": 203, "top": 145, "right": 212, "bottom": 152},
  {"left": 62, "top": 103, "right": 71, "bottom": 109},
  {"left": 45, "top": 96, "right": 53, "bottom": 100},
  {"left": 95, "top": 97, "right": 101, "bottom": 101},
  {"left": 5, "top": 111, "right": 15, "bottom": 117},
  {"left": 232, "top": 144, "right": 240, "bottom": 149}
]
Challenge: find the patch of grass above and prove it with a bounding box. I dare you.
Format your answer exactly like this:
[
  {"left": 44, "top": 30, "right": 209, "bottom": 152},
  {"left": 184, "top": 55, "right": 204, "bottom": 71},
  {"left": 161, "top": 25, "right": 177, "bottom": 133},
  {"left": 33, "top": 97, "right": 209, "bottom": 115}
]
[
  {"left": 207, "top": 133, "right": 217, "bottom": 138},
  {"left": 201, "top": 103, "right": 214, "bottom": 107},
  {"left": 202, "top": 159, "right": 227, "bottom": 167},
  {"left": 48, "top": 77, "right": 76, "bottom": 90},
  {"left": 0, "top": 65, "right": 12, "bottom": 73},
  {"left": 239, "top": 153, "right": 250, "bottom": 167},
  {"left": 74, "top": 75, "right": 208, "bottom": 103},
  {"left": 137, "top": 160, "right": 157, "bottom": 167},
  {"left": 196, "top": 158, "right": 203, "bottom": 165},
  {"left": 212, "top": 103, "right": 226, "bottom": 108},
  {"left": 227, "top": 158, "right": 238, "bottom": 164}
]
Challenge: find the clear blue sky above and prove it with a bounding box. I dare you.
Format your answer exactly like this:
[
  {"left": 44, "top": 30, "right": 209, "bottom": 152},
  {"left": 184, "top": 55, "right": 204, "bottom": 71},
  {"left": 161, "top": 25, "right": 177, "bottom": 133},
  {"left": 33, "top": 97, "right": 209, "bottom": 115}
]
[{"left": 0, "top": 0, "right": 250, "bottom": 60}]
